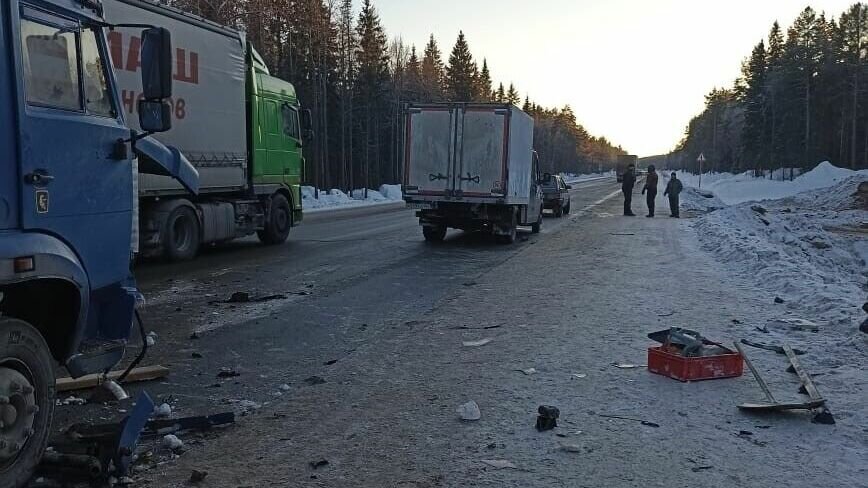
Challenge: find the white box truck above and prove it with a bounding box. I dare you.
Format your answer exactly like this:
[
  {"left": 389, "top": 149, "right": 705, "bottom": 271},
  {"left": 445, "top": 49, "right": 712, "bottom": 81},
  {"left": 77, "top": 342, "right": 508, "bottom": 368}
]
[{"left": 403, "top": 103, "right": 544, "bottom": 244}]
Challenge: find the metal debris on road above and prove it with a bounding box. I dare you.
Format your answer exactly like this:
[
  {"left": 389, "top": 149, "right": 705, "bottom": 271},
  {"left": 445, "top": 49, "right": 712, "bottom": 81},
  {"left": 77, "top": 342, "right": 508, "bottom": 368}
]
[
  {"left": 462, "top": 338, "right": 493, "bottom": 347},
  {"left": 598, "top": 414, "right": 660, "bottom": 428},
  {"left": 612, "top": 363, "right": 646, "bottom": 369},
  {"left": 457, "top": 401, "right": 482, "bottom": 421}
]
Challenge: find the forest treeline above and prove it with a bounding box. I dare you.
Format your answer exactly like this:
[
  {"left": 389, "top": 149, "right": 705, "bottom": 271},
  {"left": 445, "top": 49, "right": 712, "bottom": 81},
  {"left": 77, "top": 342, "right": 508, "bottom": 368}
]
[
  {"left": 671, "top": 4, "right": 868, "bottom": 175},
  {"left": 161, "top": 0, "right": 626, "bottom": 189}
]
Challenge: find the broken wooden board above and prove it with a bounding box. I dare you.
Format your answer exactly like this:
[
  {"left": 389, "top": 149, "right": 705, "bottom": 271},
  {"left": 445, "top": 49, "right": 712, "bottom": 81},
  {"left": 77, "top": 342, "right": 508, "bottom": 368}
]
[
  {"left": 734, "top": 342, "right": 826, "bottom": 412},
  {"left": 56, "top": 365, "right": 169, "bottom": 393}
]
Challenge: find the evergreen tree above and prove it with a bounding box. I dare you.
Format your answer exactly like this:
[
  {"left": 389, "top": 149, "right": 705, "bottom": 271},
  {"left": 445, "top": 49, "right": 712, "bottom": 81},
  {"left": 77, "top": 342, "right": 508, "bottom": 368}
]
[
  {"left": 495, "top": 83, "right": 506, "bottom": 102},
  {"left": 477, "top": 59, "right": 493, "bottom": 102},
  {"left": 739, "top": 41, "right": 768, "bottom": 170},
  {"left": 354, "top": 0, "right": 390, "bottom": 188},
  {"left": 405, "top": 46, "right": 422, "bottom": 100},
  {"left": 505, "top": 83, "right": 520, "bottom": 105},
  {"left": 420, "top": 35, "right": 445, "bottom": 101},
  {"left": 837, "top": 4, "right": 868, "bottom": 167},
  {"left": 445, "top": 31, "right": 479, "bottom": 101}
]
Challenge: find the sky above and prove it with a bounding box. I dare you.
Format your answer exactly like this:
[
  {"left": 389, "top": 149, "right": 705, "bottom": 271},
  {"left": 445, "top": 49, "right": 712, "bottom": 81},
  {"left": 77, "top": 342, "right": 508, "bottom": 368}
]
[{"left": 369, "top": 0, "right": 856, "bottom": 157}]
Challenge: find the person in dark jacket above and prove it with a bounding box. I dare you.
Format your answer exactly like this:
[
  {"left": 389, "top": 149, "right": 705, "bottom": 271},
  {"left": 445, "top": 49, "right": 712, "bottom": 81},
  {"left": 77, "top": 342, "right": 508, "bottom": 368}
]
[
  {"left": 642, "top": 165, "right": 659, "bottom": 217},
  {"left": 664, "top": 172, "right": 684, "bottom": 218},
  {"left": 622, "top": 164, "right": 636, "bottom": 216}
]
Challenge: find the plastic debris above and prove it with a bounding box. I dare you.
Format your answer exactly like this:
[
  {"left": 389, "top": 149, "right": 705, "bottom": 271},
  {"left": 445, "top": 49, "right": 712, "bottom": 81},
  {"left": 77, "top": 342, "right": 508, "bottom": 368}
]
[{"left": 462, "top": 338, "right": 493, "bottom": 347}]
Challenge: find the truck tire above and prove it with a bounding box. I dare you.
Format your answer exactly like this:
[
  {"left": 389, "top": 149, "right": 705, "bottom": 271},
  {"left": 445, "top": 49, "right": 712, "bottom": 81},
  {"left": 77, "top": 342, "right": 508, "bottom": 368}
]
[
  {"left": 422, "top": 226, "right": 447, "bottom": 243},
  {"left": 0, "top": 318, "right": 55, "bottom": 488},
  {"left": 164, "top": 205, "right": 200, "bottom": 262},
  {"left": 258, "top": 194, "right": 292, "bottom": 245},
  {"left": 531, "top": 211, "right": 543, "bottom": 234},
  {"left": 564, "top": 202, "right": 571, "bottom": 215}
]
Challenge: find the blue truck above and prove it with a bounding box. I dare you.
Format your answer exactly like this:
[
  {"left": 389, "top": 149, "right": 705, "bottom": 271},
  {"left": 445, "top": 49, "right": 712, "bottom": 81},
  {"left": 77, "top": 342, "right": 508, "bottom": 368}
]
[{"left": 0, "top": 0, "right": 197, "bottom": 484}]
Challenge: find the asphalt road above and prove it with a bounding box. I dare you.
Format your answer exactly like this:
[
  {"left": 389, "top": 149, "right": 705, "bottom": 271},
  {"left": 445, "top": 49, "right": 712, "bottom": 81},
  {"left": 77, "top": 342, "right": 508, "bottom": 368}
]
[{"left": 50, "top": 176, "right": 864, "bottom": 487}]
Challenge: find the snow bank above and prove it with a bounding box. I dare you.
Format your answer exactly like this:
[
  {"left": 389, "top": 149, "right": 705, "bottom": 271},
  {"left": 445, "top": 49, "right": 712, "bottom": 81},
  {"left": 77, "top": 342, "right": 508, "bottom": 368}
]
[
  {"left": 302, "top": 185, "right": 402, "bottom": 211},
  {"left": 562, "top": 171, "right": 614, "bottom": 184},
  {"left": 677, "top": 162, "right": 868, "bottom": 205}
]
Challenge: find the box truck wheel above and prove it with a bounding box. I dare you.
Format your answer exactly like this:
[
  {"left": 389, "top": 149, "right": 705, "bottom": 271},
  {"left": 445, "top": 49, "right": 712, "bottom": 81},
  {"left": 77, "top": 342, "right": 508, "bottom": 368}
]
[
  {"left": 0, "top": 318, "right": 55, "bottom": 488},
  {"left": 422, "top": 225, "right": 447, "bottom": 243},
  {"left": 164, "top": 206, "right": 201, "bottom": 262},
  {"left": 258, "top": 194, "right": 292, "bottom": 245},
  {"left": 531, "top": 210, "right": 543, "bottom": 234}
]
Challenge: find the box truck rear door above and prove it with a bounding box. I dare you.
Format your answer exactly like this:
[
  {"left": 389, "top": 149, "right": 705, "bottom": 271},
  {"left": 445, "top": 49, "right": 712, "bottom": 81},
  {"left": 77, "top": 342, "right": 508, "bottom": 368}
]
[
  {"left": 406, "top": 107, "right": 455, "bottom": 196},
  {"left": 457, "top": 107, "right": 508, "bottom": 197}
]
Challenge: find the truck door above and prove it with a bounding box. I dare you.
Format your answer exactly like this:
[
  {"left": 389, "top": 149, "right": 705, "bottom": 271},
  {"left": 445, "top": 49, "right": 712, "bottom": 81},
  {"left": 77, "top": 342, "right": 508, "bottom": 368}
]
[
  {"left": 15, "top": 9, "right": 134, "bottom": 289},
  {"left": 405, "top": 107, "right": 455, "bottom": 196},
  {"left": 456, "top": 107, "right": 508, "bottom": 197},
  {"left": 0, "top": 5, "right": 18, "bottom": 230}
]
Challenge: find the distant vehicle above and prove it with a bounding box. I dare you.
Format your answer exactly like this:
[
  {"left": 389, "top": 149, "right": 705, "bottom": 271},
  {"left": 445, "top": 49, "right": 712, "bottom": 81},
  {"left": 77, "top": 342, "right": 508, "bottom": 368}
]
[
  {"left": 541, "top": 174, "right": 572, "bottom": 217},
  {"left": 616, "top": 155, "right": 639, "bottom": 182},
  {"left": 104, "top": 0, "right": 311, "bottom": 261},
  {"left": 403, "top": 103, "right": 544, "bottom": 244}
]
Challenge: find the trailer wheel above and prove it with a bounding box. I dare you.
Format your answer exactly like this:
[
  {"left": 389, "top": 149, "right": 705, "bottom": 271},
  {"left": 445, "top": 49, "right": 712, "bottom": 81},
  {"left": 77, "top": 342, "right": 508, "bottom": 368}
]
[
  {"left": 0, "top": 318, "right": 55, "bottom": 488},
  {"left": 258, "top": 194, "right": 293, "bottom": 245},
  {"left": 164, "top": 206, "right": 201, "bottom": 262},
  {"left": 422, "top": 226, "right": 447, "bottom": 243},
  {"left": 531, "top": 211, "right": 543, "bottom": 234}
]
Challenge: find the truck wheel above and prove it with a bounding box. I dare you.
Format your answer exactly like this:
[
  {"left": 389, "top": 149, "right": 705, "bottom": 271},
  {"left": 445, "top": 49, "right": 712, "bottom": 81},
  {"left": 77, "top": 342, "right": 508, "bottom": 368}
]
[
  {"left": 0, "top": 318, "right": 55, "bottom": 488},
  {"left": 564, "top": 202, "right": 571, "bottom": 215},
  {"left": 258, "top": 194, "right": 292, "bottom": 245},
  {"left": 164, "top": 205, "right": 200, "bottom": 262},
  {"left": 531, "top": 211, "right": 543, "bottom": 234},
  {"left": 422, "top": 226, "right": 447, "bottom": 243}
]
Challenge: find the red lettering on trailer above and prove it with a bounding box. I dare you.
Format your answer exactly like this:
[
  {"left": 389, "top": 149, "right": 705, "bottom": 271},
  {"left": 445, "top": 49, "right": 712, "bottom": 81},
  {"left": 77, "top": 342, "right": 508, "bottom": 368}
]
[
  {"left": 125, "top": 36, "right": 141, "bottom": 73},
  {"left": 106, "top": 32, "right": 200, "bottom": 85},
  {"left": 173, "top": 49, "right": 198, "bottom": 84}
]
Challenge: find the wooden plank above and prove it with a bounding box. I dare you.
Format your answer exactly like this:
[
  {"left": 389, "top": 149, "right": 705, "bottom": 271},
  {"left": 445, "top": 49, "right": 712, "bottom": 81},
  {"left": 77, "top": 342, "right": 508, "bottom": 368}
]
[
  {"left": 56, "top": 366, "right": 169, "bottom": 393},
  {"left": 782, "top": 345, "right": 824, "bottom": 402},
  {"left": 734, "top": 342, "right": 776, "bottom": 403},
  {"left": 738, "top": 399, "right": 826, "bottom": 412}
]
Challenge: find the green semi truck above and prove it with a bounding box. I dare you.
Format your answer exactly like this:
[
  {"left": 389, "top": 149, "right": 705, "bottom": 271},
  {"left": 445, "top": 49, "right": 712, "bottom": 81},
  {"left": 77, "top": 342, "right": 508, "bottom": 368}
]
[{"left": 104, "top": 0, "right": 310, "bottom": 260}]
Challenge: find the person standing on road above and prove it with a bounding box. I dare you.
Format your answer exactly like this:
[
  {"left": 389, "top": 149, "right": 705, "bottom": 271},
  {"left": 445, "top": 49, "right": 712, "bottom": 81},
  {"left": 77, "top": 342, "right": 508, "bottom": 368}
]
[
  {"left": 642, "top": 165, "right": 659, "bottom": 218},
  {"left": 622, "top": 164, "right": 637, "bottom": 216},
  {"left": 664, "top": 172, "right": 684, "bottom": 218}
]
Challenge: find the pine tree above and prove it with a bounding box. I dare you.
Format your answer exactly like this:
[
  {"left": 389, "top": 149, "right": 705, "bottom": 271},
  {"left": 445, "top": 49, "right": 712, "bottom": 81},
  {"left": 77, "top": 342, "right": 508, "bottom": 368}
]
[
  {"left": 495, "top": 83, "right": 506, "bottom": 102},
  {"left": 405, "top": 46, "right": 422, "bottom": 100},
  {"left": 838, "top": 4, "right": 867, "bottom": 167},
  {"left": 739, "top": 41, "right": 768, "bottom": 171},
  {"left": 477, "top": 59, "right": 492, "bottom": 102},
  {"left": 354, "top": 0, "right": 390, "bottom": 188},
  {"left": 445, "top": 31, "right": 478, "bottom": 101},
  {"left": 420, "top": 35, "right": 445, "bottom": 101},
  {"left": 522, "top": 96, "right": 532, "bottom": 112},
  {"left": 505, "top": 83, "right": 520, "bottom": 105}
]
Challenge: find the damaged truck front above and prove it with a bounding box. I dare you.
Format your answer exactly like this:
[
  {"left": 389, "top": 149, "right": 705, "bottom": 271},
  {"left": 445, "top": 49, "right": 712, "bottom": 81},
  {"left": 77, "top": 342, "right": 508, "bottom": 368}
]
[
  {"left": 0, "top": 1, "right": 197, "bottom": 485},
  {"left": 403, "top": 103, "right": 544, "bottom": 244}
]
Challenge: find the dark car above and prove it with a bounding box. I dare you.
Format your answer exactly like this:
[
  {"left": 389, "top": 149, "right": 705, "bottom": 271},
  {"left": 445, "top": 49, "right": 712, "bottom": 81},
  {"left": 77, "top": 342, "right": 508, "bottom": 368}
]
[{"left": 541, "top": 174, "right": 572, "bottom": 217}]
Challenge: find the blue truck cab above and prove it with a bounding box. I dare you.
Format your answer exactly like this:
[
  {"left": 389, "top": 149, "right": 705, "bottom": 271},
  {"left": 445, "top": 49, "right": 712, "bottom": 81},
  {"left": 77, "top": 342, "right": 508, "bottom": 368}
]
[{"left": 0, "top": 1, "right": 196, "bottom": 484}]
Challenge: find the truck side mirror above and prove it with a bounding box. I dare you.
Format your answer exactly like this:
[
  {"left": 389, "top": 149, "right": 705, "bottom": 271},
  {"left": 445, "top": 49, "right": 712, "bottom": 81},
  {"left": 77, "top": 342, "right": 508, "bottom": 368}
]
[
  {"left": 141, "top": 27, "right": 173, "bottom": 100},
  {"left": 138, "top": 100, "right": 172, "bottom": 133}
]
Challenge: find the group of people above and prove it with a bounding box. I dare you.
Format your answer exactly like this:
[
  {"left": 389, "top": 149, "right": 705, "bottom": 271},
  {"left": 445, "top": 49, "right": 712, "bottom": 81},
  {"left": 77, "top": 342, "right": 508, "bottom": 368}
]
[{"left": 620, "top": 164, "right": 683, "bottom": 218}]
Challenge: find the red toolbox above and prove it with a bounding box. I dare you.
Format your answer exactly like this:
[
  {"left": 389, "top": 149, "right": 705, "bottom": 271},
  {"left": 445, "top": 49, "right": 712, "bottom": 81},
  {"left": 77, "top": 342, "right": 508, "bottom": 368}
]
[{"left": 647, "top": 346, "right": 743, "bottom": 382}]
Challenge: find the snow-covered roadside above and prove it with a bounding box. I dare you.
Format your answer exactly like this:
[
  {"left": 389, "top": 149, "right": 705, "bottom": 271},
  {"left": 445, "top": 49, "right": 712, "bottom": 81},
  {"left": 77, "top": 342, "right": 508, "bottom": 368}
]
[
  {"left": 562, "top": 171, "right": 614, "bottom": 184},
  {"left": 676, "top": 162, "right": 866, "bottom": 205},
  {"left": 302, "top": 184, "right": 403, "bottom": 213},
  {"left": 677, "top": 163, "right": 866, "bottom": 362},
  {"left": 676, "top": 164, "right": 867, "bottom": 425}
]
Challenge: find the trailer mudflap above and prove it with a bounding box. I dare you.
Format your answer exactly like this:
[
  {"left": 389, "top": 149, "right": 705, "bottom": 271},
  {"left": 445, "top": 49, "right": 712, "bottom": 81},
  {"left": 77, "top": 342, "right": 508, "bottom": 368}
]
[{"left": 135, "top": 136, "right": 199, "bottom": 195}]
